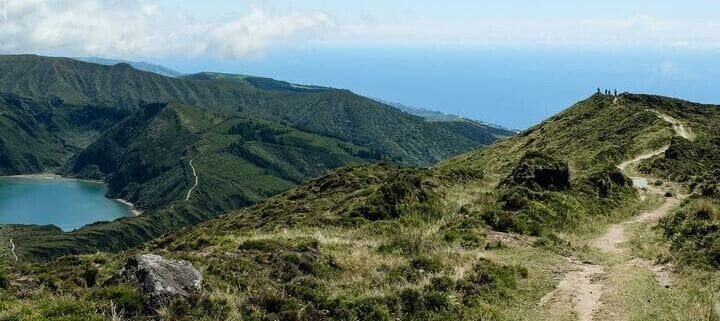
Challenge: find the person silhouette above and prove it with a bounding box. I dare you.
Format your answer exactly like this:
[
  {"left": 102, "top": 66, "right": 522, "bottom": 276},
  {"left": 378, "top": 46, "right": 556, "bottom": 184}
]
[
  {"left": 597, "top": 87, "right": 601, "bottom": 94},
  {"left": 614, "top": 89, "right": 617, "bottom": 96}
]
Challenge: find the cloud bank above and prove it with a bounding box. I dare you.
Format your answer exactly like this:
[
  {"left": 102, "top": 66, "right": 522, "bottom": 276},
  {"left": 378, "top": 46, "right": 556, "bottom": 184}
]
[
  {"left": 328, "top": 15, "right": 720, "bottom": 48},
  {"left": 0, "top": 0, "right": 334, "bottom": 58}
]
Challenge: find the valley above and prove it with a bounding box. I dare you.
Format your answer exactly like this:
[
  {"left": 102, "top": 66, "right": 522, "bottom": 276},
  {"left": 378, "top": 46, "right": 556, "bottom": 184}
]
[{"left": 0, "top": 55, "right": 513, "bottom": 258}]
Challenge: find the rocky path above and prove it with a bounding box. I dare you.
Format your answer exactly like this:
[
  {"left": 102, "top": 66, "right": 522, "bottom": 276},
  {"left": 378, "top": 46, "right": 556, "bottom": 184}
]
[{"left": 538, "top": 110, "right": 690, "bottom": 321}]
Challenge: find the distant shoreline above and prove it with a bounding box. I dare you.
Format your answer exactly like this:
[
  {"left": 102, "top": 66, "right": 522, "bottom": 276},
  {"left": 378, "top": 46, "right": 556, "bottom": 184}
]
[
  {"left": 5, "top": 173, "right": 104, "bottom": 184},
  {"left": 1, "top": 173, "right": 143, "bottom": 217}
]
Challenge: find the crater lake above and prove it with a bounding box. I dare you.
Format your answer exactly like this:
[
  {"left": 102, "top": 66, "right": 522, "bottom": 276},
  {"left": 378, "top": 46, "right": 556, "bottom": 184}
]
[{"left": 0, "top": 176, "right": 136, "bottom": 231}]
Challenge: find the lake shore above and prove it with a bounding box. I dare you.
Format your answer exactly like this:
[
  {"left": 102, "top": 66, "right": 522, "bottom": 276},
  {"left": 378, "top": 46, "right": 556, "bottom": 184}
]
[
  {"left": 113, "top": 198, "right": 143, "bottom": 216},
  {"left": 2, "top": 173, "right": 143, "bottom": 217},
  {"left": 7, "top": 173, "right": 104, "bottom": 184}
]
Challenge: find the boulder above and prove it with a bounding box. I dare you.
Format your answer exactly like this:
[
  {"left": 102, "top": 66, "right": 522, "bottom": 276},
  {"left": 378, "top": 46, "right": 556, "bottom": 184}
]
[
  {"left": 105, "top": 254, "right": 202, "bottom": 308},
  {"left": 502, "top": 152, "right": 570, "bottom": 191},
  {"left": 588, "top": 167, "right": 632, "bottom": 197}
]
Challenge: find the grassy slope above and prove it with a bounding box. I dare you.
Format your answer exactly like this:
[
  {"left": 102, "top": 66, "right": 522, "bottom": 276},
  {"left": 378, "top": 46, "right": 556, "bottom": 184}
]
[
  {"left": 0, "top": 93, "right": 127, "bottom": 175},
  {"left": 0, "top": 54, "right": 513, "bottom": 258},
  {"left": 3, "top": 102, "right": 380, "bottom": 259},
  {"left": 6, "top": 93, "right": 716, "bottom": 320},
  {"left": 625, "top": 95, "right": 720, "bottom": 270}
]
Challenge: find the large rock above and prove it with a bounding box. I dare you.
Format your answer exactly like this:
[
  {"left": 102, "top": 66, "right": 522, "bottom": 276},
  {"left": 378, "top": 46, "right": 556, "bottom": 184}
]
[
  {"left": 502, "top": 152, "right": 570, "bottom": 191},
  {"left": 105, "top": 254, "right": 202, "bottom": 307}
]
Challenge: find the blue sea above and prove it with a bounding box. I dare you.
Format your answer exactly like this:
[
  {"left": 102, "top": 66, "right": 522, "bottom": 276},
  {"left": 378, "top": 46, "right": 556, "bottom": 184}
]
[{"left": 157, "top": 45, "right": 720, "bottom": 129}]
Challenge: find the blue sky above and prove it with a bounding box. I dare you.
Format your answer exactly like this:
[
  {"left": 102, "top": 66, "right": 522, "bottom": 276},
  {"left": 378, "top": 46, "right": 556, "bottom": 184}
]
[{"left": 1, "top": 1, "right": 719, "bottom": 128}]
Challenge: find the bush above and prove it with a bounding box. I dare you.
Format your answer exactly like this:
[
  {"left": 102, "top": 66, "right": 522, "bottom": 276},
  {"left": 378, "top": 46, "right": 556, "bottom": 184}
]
[
  {"left": 93, "top": 286, "right": 144, "bottom": 315},
  {"left": 82, "top": 265, "right": 99, "bottom": 287},
  {"left": 348, "top": 168, "right": 440, "bottom": 221},
  {"left": 441, "top": 215, "right": 486, "bottom": 248},
  {"left": 502, "top": 152, "right": 570, "bottom": 191},
  {"left": 410, "top": 255, "right": 443, "bottom": 273},
  {"left": 0, "top": 270, "right": 9, "bottom": 289},
  {"left": 587, "top": 167, "right": 631, "bottom": 198},
  {"left": 662, "top": 199, "right": 720, "bottom": 268}
]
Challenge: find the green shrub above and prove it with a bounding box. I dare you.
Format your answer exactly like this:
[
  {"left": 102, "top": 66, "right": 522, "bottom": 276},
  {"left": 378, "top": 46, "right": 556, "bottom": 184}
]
[
  {"left": 0, "top": 270, "right": 8, "bottom": 289},
  {"left": 501, "top": 152, "right": 570, "bottom": 191},
  {"left": 92, "top": 286, "right": 144, "bottom": 315},
  {"left": 82, "top": 265, "right": 99, "bottom": 288},
  {"left": 662, "top": 199, "right": 720, "bottom": 268},
  {"left": 441, "top": 215, "right": 486, "bottom": 247},
  {"left": 410, "top": 255, "right": 443, "bottom": 273}
]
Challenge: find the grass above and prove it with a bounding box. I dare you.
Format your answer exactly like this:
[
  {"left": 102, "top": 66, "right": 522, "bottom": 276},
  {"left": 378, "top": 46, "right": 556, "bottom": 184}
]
[
  {"left": 590, "top": 195, "right": 720, "bottom": 321},
  {"left": 3, "top": 93, "right": 720, "bottom": 320}
]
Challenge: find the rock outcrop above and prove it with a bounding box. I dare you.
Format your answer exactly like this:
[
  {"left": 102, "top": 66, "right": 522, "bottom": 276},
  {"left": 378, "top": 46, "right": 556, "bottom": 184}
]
[
  {"left": 105, "top": 254, "right": 202, "bottom": 308},
  {"left": 502, "top": 152, "right": 571, "bottom": 191}
]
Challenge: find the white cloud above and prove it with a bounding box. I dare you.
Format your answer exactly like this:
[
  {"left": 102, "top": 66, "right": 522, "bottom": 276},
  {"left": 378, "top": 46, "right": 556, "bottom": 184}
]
[
  {"left": 0, "top": 0, "right": 334, "bottom": 58},
  {"left": 322, "top": 15, "right": 720, "bottom": 48}
]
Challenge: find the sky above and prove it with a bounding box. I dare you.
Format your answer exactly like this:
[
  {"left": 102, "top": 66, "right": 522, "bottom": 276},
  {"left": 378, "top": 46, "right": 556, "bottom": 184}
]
[{"left": 1, "top": 0, "right": 719, "bottom": 128}]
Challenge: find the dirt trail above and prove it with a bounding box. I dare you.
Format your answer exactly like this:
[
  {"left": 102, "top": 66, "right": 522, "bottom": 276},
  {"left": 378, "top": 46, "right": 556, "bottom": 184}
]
[
  {"left": 616, "top": 146, "right": 669, "bottom": 173},
  {"left": 539, "top": 110, "right": 689, "bottom": 321},
  {"left": 185, "top": 146, "right": 207, "bottom": 201},
  {"left": 652, "top": 111, "right": 691, "bottom": 140},
  {"left": 538, "top": 258, "right": 605, "bottom": 320},
  {"left": 185, "top": 156, "right": 199, "bottom": 201},
  {"left": 9, "top": 238, "right": 18, "bottom": 262}
]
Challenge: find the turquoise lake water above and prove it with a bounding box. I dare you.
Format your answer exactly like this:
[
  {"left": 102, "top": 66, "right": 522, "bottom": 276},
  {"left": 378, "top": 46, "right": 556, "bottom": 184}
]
[{"left": 0, "top": 177, "right": 134, "bottom": 231}]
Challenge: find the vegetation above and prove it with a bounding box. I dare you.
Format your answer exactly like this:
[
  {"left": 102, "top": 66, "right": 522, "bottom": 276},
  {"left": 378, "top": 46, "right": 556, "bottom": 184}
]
[
  {"left": 660, "top": 198, "right": 720, "bottom": 268},
  {"left": 0, "top": 53, "right": 512, "bottom": 258},
  {"left": 623, "top": 94, "right": 720, "bottom": 269},
  {"left": 3, "top": 89, "right": 720, "bottom": 320},
  {"left": 1, "top": 164, "right": 531, "bottom": 320},
  {"left": 0, "top": 92, "right": 126, "bottom": 175},
  {"left": 0, "top": 54, "right": 510, "bottom": 167}
]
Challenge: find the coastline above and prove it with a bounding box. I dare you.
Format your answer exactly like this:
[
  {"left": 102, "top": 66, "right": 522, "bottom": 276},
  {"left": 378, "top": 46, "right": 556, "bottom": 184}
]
[{"left": 2, "top": 173, "right": 143, "bottom": 217}]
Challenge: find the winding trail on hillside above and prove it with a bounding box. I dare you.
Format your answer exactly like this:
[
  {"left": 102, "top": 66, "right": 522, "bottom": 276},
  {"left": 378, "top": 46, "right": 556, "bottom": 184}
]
[
  {"left": 653, "top": 111, "right": 691, "bottom": 140},
  {"left": 185, "top": 145, "right": 207, "bottom": 201},
  {"left": 9, "top": 238, "right": 18, "bottom": 262},
  {"left": 539, "top": 110, "right": 691, "bottom": 321},
  {"left": 185, "top": 156, "right": 200, "bottom": 201}
]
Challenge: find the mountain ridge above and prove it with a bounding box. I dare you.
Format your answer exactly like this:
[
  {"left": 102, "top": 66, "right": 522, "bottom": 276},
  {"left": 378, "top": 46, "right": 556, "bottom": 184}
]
[
  {"left": 0, "top": 53, "right": 512, "bottom": 259},
  {"left": 0, "top": 54, "right": 506, "bottom": 167},
  {"left": 73, "top": 57, "right": 185, "bottom": 77}
]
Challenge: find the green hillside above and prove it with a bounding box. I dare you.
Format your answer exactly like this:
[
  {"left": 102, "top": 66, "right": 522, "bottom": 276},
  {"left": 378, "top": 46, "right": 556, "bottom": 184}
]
[
  {"left": 4, "top": 93, "right": 719, "bottom": 320},
  {"left": 0, "top": 54, "right": 513, "bottom": 258},
  {"left": 0, "top": 92, "right": 126, "bottom": 175},
  {"left": 0, "top": 54, "right": 507, "bottom": 167},
  {"left": 62, "top": 101, "right": 375, "bottom": 210},
  {"left": 0, "top": 102, "right": 379, "bottom": 259}
]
